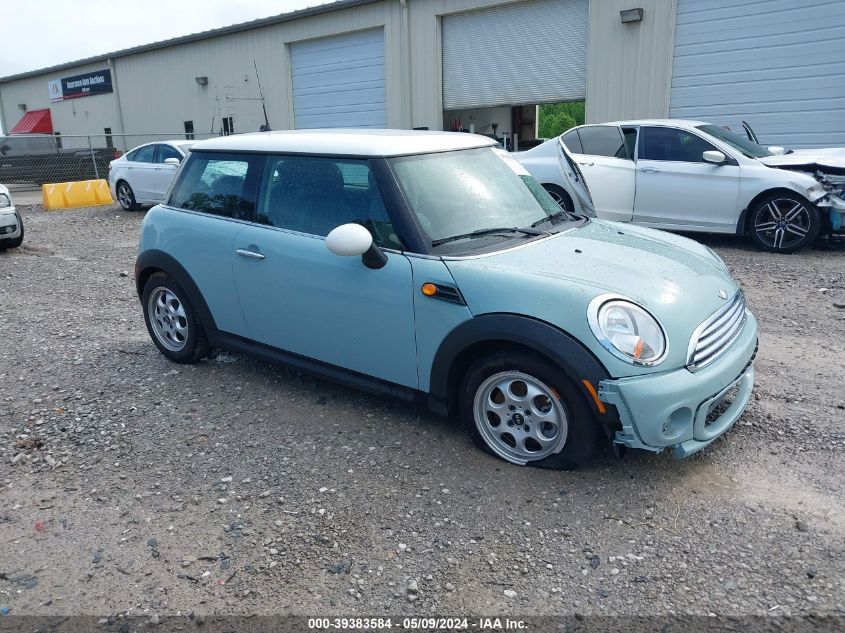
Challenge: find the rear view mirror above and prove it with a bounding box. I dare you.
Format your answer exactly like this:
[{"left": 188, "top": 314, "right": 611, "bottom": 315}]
[
  {"left": 326, "top": 223, "right": 387, "bottom": 270},
  {"left": 164, "top": 157, "right": 181, "bottom": 166},
  {"left": 768, "top": 146, "right": 786, "bottom": 155},
  {"left": 702, "top": 150, "right": 727, "bottom": 164}
]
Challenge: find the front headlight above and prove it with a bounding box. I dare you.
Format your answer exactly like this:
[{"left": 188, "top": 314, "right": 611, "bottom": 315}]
[
  {"left": 0, "top": 193, "right": 10, "bottom": 208},
  {"left": 587, "top": 295, "right": 667, "bottom": 366}
]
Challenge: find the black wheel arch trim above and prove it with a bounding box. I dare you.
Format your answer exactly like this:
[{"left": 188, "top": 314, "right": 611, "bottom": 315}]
[
  {"left": 428, "top": 313, "right": 620, "bottom": 432},
  {"left": 135, "top": 249, "right": 217, "bottom": 333}
]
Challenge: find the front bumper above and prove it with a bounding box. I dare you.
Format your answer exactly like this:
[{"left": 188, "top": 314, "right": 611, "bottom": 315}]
[
  {"left": 0, "top": 208, "right": 21, "bottom": 240},
  {"left": 599, "top": 311, "right": 758, "bottom": 458}
]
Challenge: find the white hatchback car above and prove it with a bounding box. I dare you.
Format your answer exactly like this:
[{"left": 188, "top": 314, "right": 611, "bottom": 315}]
[
  {"left": 518, "top": 119, "right": 845, "bottom": 253},
  {"left": 0, "top": 184, "right": 23, "bottom": 250},
  {"left": 109, "top": 141, "right": 194, "bottom": 211}
]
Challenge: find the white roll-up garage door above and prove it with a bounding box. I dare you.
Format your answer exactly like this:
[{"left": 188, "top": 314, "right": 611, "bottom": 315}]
[
  {"left": 441, "top": 0, "right": 588, "bottom": 110},
  {"left": 291, "top": 29, "right": 386, "bottom": 129},
  {"left": 670, "top": 0, "right": 845, "bottom": 149}
]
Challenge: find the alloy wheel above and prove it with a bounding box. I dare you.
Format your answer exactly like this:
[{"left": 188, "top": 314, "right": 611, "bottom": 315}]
[
  {"left": 473, "top": 371, "right": 568, "bottom": 465},
  {"left": 754, "top": 198, "right": 811, "bottom": 251},
  {"left": 118, "top": 183, "right": 134, "bottom": 210},
  {"left": 147, "top": 287, "right": 189, "bottom": 352}
]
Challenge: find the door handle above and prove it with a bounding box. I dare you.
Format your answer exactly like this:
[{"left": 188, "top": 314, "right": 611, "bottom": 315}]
[
  {"left": 578, "top": 161, "right": 594, "bottom": 167},
  {"left": 639, "top": 167, "right": 661, "bottom": 173},
  {"left": 236, "top": 249, "right": 265, "bottom": 260}
]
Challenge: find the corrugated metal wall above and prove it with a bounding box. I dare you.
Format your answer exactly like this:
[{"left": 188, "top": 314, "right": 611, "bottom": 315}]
[
  {"left": 1, "top": 0, "right": 683, "bottom": 137},
  {"left": 670, "top": 0, "right": 845, "bottom": 148},
  {"left": 585, "top": 0, "right": 677, "bottom": 124},
  {"left": 441, "top": 0, "right": 588, "bottom": 110},
  {"left": 0, "top": 0, "right": 406, "bottom": 143}
]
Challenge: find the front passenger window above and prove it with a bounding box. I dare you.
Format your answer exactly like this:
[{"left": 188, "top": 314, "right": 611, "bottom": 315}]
[
  {"left": 257, "top": 156, "right": 402, "bottom": 249},
  {"left": 639, "top": 127, "right": 718, "bottom": 163}
]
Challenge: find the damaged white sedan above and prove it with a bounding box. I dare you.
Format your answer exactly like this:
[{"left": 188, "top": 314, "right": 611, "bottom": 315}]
[{"left": 519, "top": 119, "right": 845, "bottom": 253}]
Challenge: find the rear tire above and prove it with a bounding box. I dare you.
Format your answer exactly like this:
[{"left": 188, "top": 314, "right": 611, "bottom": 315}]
[
  {"left": 543, "top": 184, "right": 575, "bottom": 214},
  {"left": 459, "top": 350, "right": 598, "bottom": 469},
  {"left": 117, "top": 181, "right": 139, "bottom": 211},
  {"left": 142, "top": 272, "right": 210, "bottom": 363},
  {"left": 748, "top": 192, "right": 820, "bottom": 253}
]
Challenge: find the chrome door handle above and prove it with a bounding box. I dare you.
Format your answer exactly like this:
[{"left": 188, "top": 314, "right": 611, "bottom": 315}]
[
  {"left": 236, "top": 249, "right": 265, "bottom": 260},
  {"left": 578, "top": 161, "right": 594, "bottom": 167},
  {"left": 639, "top": 167, "right": 661, "bottom": 173}
]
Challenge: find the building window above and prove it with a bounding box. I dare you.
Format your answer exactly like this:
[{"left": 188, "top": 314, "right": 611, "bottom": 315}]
[
  {"left": 104, "top": 127, "right": 113, "bottom": 149},
  {"left": 184, "top": 120, "right": 194, "bottom": 140},
  {"left": 222, "top": 116, "right": 234, "bottom": 136},
  {"left": 54, "top": 132, "right": 62, "bottom": 149}
]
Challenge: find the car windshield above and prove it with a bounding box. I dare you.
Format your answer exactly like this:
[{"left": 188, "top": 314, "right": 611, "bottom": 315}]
[
  {"left": 697, "top": 124, "right": 773, "bottom": 159},
  {"left": 389, "top": 146, "right": 574, "bottom": 251}
]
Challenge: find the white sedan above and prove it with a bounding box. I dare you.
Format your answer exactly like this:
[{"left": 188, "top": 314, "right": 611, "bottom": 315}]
[
  {"left": 108, "top": 141, "right": 194, "bottom": 211},
  {"left": 517, "top": 119, "right": 845, "bottom": 253}
]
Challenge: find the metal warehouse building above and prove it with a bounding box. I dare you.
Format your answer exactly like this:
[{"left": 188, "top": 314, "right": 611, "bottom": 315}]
[{"left": 1, "top": 0, "right": 843, "bottom": 150}]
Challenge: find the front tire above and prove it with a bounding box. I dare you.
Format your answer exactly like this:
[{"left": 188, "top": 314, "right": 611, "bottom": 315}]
[
  {"left": 116, "top": 181, "right": 139, "bottom": 211},
  {"left": 142, "top": 272, "right": 210, "bottom": 363},
  {"left": 7, "top": 214, "right": 23, "bottom": 249},
  {"left": 459, "top": 351, "right": 598, "bottom": 469},
  {"left": 748, "top": 193, "right": 820, "bottom": 253}
]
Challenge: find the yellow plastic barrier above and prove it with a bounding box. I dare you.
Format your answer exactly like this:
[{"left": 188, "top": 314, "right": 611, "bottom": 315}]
[{"left": 42, "top": 179, "right": 114, "bottom": 210}]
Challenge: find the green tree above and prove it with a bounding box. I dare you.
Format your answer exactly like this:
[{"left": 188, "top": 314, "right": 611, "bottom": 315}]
[{"left": 538, "top": 101, "right": 585, "bottom": 138}]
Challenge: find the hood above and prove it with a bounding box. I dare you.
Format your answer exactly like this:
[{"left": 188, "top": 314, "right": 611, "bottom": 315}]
[
  {"left": 758, "top": 151, "right": 845, "bottom": 174},
  {"left": 444, "top": 220, "right": 740, "bottom": 374}
]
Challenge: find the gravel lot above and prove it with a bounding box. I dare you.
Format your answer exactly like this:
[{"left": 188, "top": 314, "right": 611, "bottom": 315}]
[{"left": 1, "top": 203, "right": 843, "bottom": 625}]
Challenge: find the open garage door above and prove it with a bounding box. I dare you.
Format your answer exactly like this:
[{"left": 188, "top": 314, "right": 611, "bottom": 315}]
[
  {"left": 670, "top": 0, "right": 845, "bottom": 149},
  {"left": 291, "top": 29, "right": 386, "bottom": 129},
  {"left": 441, "top": 0, "right": 588, "bottom": 110}
]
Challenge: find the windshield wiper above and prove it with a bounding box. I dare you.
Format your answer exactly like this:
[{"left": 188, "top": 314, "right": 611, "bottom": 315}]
[
  {"left": 431, "top": 226, "right": 548, "bottom": 247},
  {"left": 530, "top": 210, "right": 575, "bottom": 227}
]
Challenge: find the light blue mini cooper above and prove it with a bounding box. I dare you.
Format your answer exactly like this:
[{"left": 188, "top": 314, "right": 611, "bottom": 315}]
[{"left": 136, "top": 130, "right": 758, "bottom": 469}]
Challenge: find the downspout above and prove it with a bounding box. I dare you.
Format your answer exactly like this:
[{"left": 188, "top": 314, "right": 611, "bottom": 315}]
[
  {"left": 108, "top": 58, "right": 128, "bottom": 152},
  {"left": 399, "top": 0, "right": 413, "bottom": 128}
]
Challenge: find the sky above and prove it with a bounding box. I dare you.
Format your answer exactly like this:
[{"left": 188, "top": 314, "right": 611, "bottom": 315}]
[{"left": 0, "top": 0, "right": 336, "bottom": 77}]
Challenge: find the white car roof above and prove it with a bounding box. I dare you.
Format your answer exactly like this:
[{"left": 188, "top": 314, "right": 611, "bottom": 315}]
[{"left": 192, "top": 129, "right": 496, "bottom": 157}]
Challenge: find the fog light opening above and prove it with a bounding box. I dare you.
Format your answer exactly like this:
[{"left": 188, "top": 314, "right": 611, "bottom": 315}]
[{"left": 663, "top": 407, "right": 693, "bottom": 440}]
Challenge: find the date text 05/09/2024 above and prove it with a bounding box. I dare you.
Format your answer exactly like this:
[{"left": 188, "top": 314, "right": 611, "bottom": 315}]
[{"left": 307, "top": 617, "right": 528, "bottom": 630}]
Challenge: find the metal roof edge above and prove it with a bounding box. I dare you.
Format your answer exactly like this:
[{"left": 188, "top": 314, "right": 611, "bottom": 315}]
[{"left": 0, "top": 0, "right": 380, "bottom": 84}]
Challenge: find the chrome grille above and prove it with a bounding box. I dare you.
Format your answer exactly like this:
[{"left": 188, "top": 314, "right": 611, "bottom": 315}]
[{"left": 687, "top": 291, "right": 748, "bottom": 372}]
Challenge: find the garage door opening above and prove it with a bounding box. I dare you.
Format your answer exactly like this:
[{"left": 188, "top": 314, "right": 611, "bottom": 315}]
[
  {"left": 443, "top": 100, "right": 584, "bottom": 151},
  {"left": 538, "top": 100, "right": 585, "bottom": 139}
]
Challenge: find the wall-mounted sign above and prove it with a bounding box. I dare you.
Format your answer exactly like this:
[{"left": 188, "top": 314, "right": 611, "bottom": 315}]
[{"left": 48, "top": 69, "right": 113, "bottom": 102}]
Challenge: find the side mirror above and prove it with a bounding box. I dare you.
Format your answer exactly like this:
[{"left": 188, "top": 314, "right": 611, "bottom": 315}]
[
  {"left": 767, "top": 146, "right": 786, "bottom": 155},
  {"left": 325, "top": 223, "right": 387, "bottom": 270},
  {"left": 702, "top": 150, "right": 727, "bottom": 165},
  {"left": 164, "top": 157, "right": 181, "bottom": 166}
]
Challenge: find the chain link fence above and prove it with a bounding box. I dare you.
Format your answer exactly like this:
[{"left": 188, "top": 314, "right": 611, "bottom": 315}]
[{"left": 0, "top": 132, "right": 221, "bottom": 192}]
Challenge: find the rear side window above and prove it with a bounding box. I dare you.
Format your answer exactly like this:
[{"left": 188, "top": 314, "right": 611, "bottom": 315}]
[
  {"left": 639, "top": 126, "right": 718, "bottom": 163},
  {"left": 561, "top": 129, "right": 583, "bottom": 154},
  {"left": 168, "top": 152, "right": 263, "bottom": 220},
  {"left": 576, "top": 126, "right": 628, "bottom": 158}
]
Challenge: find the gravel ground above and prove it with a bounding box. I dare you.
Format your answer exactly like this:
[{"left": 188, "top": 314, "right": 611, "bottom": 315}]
[{"left": 1, "top": 204, "right": 843, "bottom": 624}]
